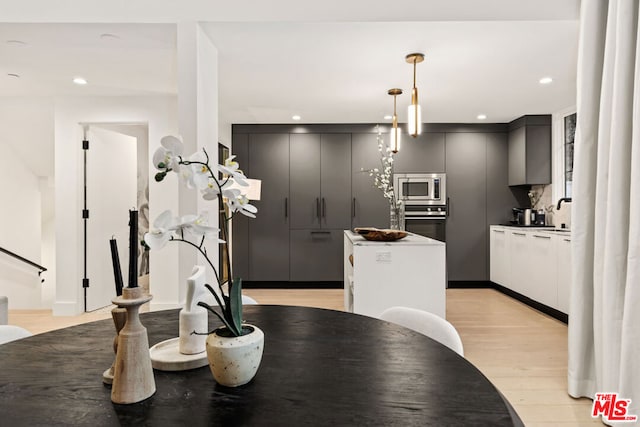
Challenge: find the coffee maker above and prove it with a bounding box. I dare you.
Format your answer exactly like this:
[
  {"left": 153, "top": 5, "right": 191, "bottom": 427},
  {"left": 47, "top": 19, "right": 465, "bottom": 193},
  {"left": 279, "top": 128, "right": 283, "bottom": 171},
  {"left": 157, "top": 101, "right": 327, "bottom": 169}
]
[{"left": 511, "top": 208, "right": 538, "bottom": 225}]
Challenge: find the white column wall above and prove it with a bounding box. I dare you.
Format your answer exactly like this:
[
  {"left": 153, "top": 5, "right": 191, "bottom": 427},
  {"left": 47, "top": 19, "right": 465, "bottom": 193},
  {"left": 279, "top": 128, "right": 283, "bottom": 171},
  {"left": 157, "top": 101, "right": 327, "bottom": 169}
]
[
  {"left": 175, "top": 22, "right": 220, "bottom": 303},
  {"left": 0, "top": 146, "right": 42, "bottom": 308},
  {"left": 53, "top": 96, "right": 178, "bottom": 315}
]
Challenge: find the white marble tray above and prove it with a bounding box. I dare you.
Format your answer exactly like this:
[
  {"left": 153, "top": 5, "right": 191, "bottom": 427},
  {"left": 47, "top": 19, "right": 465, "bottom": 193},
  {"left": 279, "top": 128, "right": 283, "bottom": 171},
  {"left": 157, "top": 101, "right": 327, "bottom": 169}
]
[{"left": 149, "top": 337, "right": 209, "bottom": 371}]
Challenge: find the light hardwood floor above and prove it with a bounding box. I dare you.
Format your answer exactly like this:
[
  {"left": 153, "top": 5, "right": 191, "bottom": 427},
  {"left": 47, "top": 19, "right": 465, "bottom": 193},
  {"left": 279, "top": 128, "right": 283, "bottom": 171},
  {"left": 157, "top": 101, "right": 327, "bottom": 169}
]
[{"left": 8, "top": 288, "right": 600, "bottom": 426}]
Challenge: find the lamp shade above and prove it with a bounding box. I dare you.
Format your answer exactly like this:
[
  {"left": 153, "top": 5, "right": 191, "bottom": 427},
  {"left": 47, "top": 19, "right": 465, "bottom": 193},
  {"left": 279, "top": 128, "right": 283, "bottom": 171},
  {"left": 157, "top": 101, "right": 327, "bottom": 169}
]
[
  {"left": 228, "top": 178, "right": 261, "bottom": 201},
  {"left": 407, "top": 104, "right": 422, "bottom": 137},
  {"left": 390, "top": 127, "right": 401, "bottom": 153},
  {"left": 243, "top": 179, "right": 262, "bottom": 201}
]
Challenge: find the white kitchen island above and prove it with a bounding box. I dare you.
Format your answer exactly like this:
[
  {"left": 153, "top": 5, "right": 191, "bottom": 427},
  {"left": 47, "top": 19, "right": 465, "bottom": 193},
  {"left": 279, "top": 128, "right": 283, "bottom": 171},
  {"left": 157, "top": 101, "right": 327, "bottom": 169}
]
[{"left": 344, "top": 230, "right": 446, "bottom": 319}]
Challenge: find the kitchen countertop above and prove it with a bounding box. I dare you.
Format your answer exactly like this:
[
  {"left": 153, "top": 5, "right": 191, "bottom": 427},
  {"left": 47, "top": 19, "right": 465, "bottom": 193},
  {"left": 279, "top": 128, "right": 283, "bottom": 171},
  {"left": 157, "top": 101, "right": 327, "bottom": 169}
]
[
  {"left": 492, "top": 225, "right": 571, "bottom": 235},
  {"left": 344, "top": 230, "right": 445, "bottom": 246}
]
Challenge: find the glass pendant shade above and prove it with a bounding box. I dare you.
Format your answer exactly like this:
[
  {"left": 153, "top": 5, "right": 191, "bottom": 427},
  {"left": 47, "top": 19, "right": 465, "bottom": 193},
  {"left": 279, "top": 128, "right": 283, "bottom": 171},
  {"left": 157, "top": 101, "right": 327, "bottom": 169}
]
[
  {"left": 390, "top": 126, "right": 401, "bottom": 153},
  {"left": 407, "top": 104, "right": 422, "bottom": 137}
]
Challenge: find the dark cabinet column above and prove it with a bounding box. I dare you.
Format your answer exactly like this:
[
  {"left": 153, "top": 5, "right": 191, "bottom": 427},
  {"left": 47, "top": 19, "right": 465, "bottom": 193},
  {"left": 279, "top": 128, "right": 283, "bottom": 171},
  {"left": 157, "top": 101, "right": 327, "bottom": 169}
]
[
  {"left": 351, "top": 133, "right": 390, "bottom": 229},
  {"left": 394, "top": 132, "right": 446, "bottom": 173},
  {"left": 248, "top": 134, "right": 290, "bottom": 281},
  {"left": 445, "top": 132, "right": 487, "bottom": 281},
  {"left": 320, "top": 134, "right": 352, "bottom": 229},
  {"left": 290, "top": 134, "right": 321, "bottom": 229},
  {"left": 231, "top": 134, "right": 250, "bottom": 281}
]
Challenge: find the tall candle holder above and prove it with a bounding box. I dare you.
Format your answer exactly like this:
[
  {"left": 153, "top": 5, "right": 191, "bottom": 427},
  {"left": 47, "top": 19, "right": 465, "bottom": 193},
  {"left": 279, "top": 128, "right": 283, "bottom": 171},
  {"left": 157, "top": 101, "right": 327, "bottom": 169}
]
[
  {"left": 110, "top": 287, "right": 155, "bottom": 404},
  {"left": 102, "top": 306, "right": 127, "bottom": 384}
]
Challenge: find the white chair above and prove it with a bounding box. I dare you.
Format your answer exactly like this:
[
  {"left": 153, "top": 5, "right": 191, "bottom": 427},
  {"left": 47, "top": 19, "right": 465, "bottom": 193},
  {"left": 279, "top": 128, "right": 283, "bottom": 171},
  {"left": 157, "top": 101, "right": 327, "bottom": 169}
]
[
  {"left": 242, "top": 295, "right": 258, "bottom": 305},
  {"left": 0, "top": 325, "right": 33, "bottom": 345},
  {"left": 380, "top": 306, "right": 464, "bottom": 356}
]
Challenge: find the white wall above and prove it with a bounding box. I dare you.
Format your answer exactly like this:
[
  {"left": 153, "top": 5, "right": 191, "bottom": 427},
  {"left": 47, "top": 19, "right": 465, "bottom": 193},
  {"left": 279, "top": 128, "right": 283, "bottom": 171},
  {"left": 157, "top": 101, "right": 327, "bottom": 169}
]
[
  {"left": 0, "top": 146, "right": 43, "bottom": 308},
  {"left": 41, "top": 216, "right": 56, "bottom": 308},
  {"left": 53, "top": 95, "right": 178, "bottom": 315},
  {"left": 176, "top": 23, "right": 220, "bottom": 302}
]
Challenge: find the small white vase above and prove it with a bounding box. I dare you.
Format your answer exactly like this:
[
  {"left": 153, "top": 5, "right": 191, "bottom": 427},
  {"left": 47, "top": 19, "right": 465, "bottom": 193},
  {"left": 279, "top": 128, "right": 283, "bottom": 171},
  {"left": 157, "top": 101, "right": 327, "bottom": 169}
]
[{"left": 205, "top": 324, "right": 264, "bottom": 387}]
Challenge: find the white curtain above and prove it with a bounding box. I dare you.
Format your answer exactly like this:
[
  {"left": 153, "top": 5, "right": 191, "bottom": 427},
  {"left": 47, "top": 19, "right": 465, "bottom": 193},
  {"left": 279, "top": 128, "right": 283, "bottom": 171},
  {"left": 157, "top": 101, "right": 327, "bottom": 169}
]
[{"left": 569, "top": 0, "right": 640, "bottom": 425}]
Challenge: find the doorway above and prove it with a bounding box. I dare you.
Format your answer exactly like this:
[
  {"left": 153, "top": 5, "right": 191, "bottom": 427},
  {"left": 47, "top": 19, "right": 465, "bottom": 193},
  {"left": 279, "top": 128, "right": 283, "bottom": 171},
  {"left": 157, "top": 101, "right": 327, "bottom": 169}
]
[{"left": 82, "top": 123, "right": 148, "bottom": 312}]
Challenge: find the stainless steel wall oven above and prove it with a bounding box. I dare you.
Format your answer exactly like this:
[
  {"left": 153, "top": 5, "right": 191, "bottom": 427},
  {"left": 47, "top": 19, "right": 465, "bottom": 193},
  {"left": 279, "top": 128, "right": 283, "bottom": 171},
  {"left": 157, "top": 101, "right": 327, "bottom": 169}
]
[{"left": 395, "top": 173, "right": 447, "bottom": 242}]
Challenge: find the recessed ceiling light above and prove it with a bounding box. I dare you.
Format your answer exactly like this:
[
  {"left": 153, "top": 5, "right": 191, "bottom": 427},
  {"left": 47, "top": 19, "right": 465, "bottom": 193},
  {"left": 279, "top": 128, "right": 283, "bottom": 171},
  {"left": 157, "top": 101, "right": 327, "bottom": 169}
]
[
  {"left": 383, "top": 115, "right": 392, "bottom": 120},
  {"left": 292, "top": 115, "right": 301, "bottom": 121},
  {"left": 6, "top": 40, "right": 27, "bottom": 46},
  {"left": 477, "top": 114, "right": 487, "bottom": 120},
  {"left": 7, "top": 73, "right": 20, "bottom": 78},
  {"left": 73, "top": 77, "right": 88, "bottom": 85},
  {"left": 539, "top": 77, "right": 553, "bottom": 84}
]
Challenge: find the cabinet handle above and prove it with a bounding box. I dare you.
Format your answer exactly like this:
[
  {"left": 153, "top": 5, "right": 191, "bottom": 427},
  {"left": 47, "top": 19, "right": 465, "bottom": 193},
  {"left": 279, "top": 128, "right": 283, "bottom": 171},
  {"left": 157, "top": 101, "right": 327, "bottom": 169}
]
[
  {"left": 310, "top": 231, "right": 331, "bottom": 234},
  {"left": 492, "top": 229, "right": 505, "bottom": 233},
  {"left": 316, "top": 198, "right": 320, "bottom": 220},
  {"left": 564, "top": 238, "right": 571, "bottom": 242},
  {"left": 512, "top": 232, "right": 526, "bottom": 236},
  {"left": 446, "top": 197, "right": 450, "bottom": 217},
  {"left": 322, "top": 198, "right": 326, "bottom": 218},
  {"left": 285, "top": 197, "right": 288, "bottom": 218},
  {"left": 533, "top": 235, "right": 551, "bottom": 239},
  {"left": 352, "top": 198, "right": 356, "bottom": 218}
]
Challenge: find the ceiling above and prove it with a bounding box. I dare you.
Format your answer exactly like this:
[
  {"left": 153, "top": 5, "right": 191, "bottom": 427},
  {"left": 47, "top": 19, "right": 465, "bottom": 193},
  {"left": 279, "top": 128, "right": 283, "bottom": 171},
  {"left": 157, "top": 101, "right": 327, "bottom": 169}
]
[
  {"left": 1, "top": 0, "right": 580, "bottom": 178},
  {"left": 1, "top": 0, "right": 581, "bottom": 121}
]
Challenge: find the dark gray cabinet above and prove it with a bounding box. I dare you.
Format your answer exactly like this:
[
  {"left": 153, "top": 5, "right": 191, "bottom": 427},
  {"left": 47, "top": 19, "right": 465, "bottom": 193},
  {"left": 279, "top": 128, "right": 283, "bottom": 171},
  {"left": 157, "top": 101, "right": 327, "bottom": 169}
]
[
  {"left": 230, "top": 134, "right": 250, "bottom": 281},
  {"left": 289, "top": 133, "right": 351, "bottom": 282},
  {"left": 351, "top": 133, "right": 390, "bottom": 229},
  {"left": 445, "top": 132, "right": 487, "bottom": 281},
  {"left": 290, "top": 134, "right": 321, "bottom": 229},
  {"left": 394, "top": 132, "right": 445, "bottom": 173},
  {"left": 290, "top": 134, "right": 351, "bottom": 229},
  {"left": 247, "top": 134, "right": 290, "bottom": 281},
  {"left": 508, "top": 115, "right": 551, "bottom": 185},
  {"left": 289, "top": 230, "right": 344, "bottom": 281},
  {"left": 320, "top": 134, "right": 352, "bottom": 229},
  {"left": 486, "top": 132, "right": 521, "bottom": 226}
]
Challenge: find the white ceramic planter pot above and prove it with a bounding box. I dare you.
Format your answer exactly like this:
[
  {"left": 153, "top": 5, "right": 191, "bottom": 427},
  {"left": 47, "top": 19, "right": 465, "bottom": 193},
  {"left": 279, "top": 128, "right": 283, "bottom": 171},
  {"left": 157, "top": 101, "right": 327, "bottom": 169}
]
[{"left": 205, "top": 324, "right": 264, "bottom": 387}]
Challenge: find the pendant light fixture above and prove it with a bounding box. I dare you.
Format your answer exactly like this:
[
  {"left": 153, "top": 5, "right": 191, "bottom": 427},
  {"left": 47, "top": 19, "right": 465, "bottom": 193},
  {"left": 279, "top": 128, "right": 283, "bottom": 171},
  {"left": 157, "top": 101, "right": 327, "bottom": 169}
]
[
  {"left": 406, "top": 52, "right": 425, "bottom": 138},
  {"left": 388, "top": 88, "right": 402, "bottom": 153}
]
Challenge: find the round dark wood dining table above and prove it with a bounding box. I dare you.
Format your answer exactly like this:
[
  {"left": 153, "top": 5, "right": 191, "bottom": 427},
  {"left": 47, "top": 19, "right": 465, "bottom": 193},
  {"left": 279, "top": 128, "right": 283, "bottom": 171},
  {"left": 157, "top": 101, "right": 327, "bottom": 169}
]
[{"left": 0, "top": 305, "right": 523, "bottom": 426}]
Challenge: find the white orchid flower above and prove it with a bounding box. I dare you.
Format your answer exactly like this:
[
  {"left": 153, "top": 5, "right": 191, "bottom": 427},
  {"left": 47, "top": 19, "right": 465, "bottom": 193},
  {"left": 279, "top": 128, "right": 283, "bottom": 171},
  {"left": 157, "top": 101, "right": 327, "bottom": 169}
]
[
  {"left": 152, "top": 135, "right": 184, "bottom": 172},
  {"left": 219, "top": 155, "right": 249, "bottom": 187},
  {"left": 227, "top": 194, "right": 258, "bottom": 218},
  {"left": 202, "top": 176, "right": 238, "bottom": 201},
  {"left": 184, "top": 151, "right": 211, "bottom": 190},
  {"left": 144, "top": 210, "right": 179, "bottom": 250},
  {"left": 179, "top": 213, "right": 223, "bottom": 242}
]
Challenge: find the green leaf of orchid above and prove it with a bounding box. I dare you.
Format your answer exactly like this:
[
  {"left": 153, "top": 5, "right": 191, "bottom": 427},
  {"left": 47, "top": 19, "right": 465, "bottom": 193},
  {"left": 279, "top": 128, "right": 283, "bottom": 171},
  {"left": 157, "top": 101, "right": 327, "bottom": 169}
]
[{"left": 229, "top": 277, "right": 244, "bottom": 336}]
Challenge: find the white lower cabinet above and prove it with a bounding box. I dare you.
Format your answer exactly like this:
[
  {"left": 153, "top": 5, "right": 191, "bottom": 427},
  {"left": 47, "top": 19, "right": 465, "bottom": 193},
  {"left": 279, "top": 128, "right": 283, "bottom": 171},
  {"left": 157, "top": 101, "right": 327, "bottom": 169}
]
[
  {"left": 489, "top": 227, "right": 510, "bottom": 287},
  {"left": 508, "top": 231, "right": 530, "bottom": 296},
  {"left": 527, "top": 232, "right": 557, "bottom": 308},
  {"left": 490, "top": 226, "right": 571, "bottom": 315},
  {"left": 556, "top": 235, "right": 572, "bottom": 313}
]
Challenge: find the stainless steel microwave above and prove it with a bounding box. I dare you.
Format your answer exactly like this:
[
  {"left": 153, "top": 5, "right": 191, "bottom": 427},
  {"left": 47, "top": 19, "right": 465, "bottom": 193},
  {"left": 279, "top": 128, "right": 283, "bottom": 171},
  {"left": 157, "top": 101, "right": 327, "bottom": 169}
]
[{"left": 394, "top": 173, "right": 446, "bottom": 206}]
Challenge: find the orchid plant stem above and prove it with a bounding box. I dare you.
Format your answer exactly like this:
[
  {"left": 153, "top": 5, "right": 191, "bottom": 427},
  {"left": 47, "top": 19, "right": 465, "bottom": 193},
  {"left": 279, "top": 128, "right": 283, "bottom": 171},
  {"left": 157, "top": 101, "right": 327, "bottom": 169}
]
[
  {"left": 179, "top": 150, "right": 239, "bottom": 320},
  {"left": 171, "top": 237, "right": 222, "bottom": 290},
  {"left": 150, "top": 139, "right": 255, "bottom": 337}
]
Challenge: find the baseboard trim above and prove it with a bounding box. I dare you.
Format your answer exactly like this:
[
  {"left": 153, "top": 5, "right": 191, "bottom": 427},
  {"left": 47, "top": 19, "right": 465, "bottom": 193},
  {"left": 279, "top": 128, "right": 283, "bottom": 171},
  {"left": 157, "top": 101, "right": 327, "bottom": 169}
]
[
  {"left": 492, "top": 283, "right": 568, "bottom": 324},
  {"left": 447, "top": 281, "right": 493, "bottom": 289},
  {"left": 243, "top": 281, "right": 343, "bottom": 289}
]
